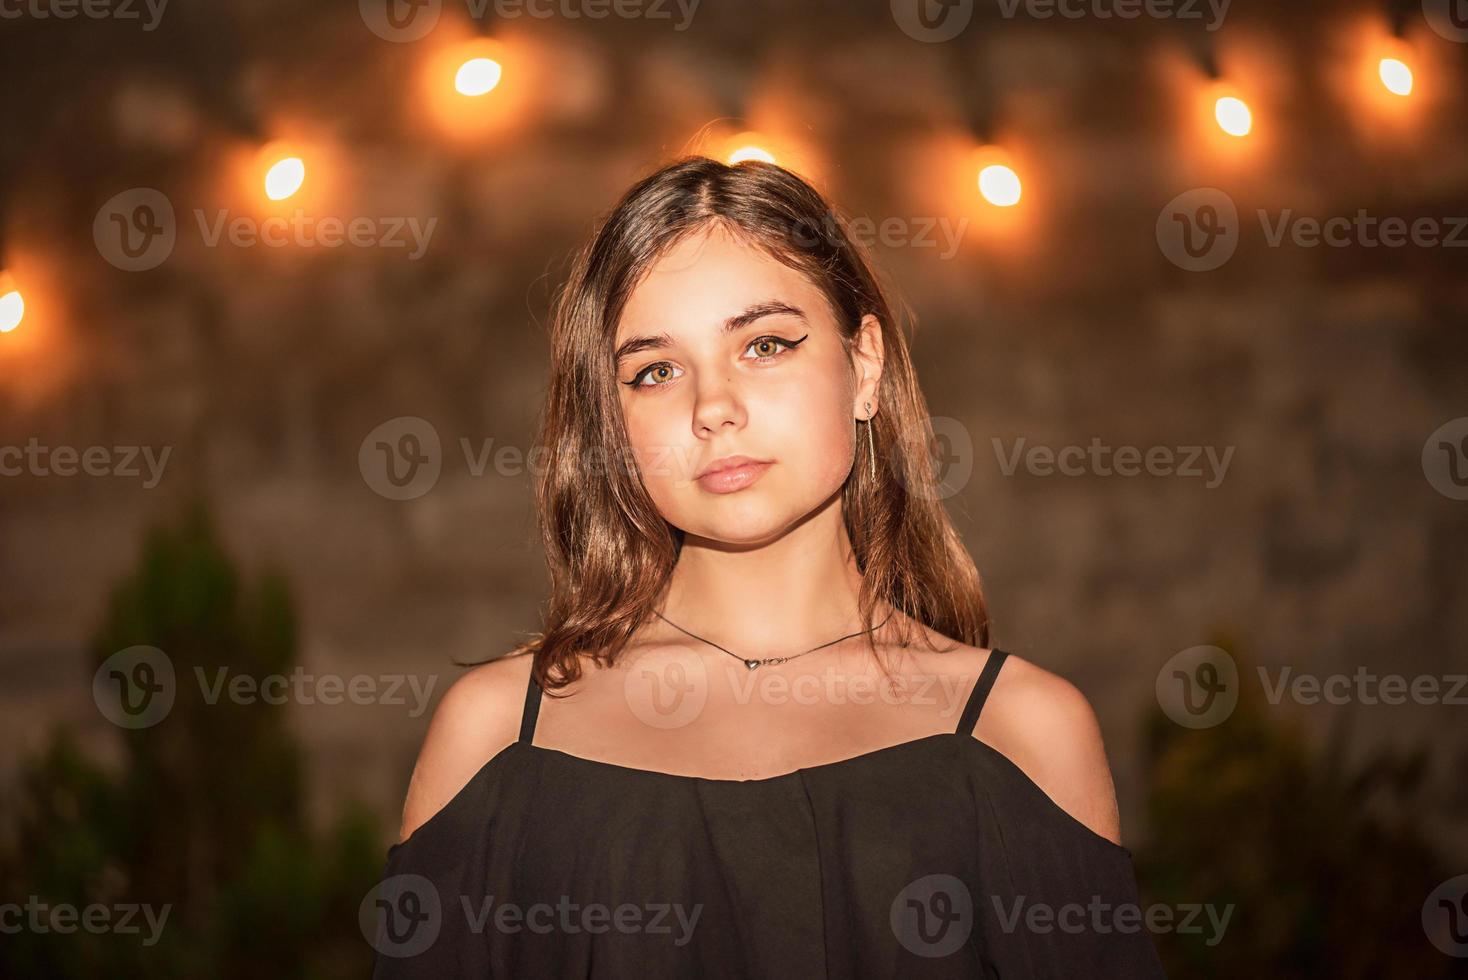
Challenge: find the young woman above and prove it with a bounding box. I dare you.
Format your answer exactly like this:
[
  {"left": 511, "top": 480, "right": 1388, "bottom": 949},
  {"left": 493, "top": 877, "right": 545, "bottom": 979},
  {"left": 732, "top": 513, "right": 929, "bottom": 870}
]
[{"left": 371, "top": 157, "right": 1166, "bottom": 978}]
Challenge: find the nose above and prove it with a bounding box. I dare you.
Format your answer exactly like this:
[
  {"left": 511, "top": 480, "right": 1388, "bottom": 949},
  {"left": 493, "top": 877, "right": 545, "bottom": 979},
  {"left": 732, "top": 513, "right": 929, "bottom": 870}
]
[{"left": 690, "top": 374, "right": 746, "bottom": 438}]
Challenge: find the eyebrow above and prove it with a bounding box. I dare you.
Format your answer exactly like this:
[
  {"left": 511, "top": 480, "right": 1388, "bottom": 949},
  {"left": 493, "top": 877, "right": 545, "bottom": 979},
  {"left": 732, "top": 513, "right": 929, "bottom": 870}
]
[{"left": 613, "top": 300, "right": 808, "bottom": 365}]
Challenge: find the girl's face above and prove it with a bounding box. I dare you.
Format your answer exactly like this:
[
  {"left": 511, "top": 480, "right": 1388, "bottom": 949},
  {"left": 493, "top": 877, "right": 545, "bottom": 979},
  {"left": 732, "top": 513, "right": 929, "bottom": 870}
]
[{"left": 613, "top": 221, "right": 883, "bottom": 544}]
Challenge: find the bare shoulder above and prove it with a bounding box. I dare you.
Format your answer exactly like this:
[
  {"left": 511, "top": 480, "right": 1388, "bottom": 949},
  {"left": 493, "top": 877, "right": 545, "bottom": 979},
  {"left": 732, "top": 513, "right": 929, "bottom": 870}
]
[
  {"left": 396, "top": 651, "right": 535, "bottom": 845},
  {"left": 898, "top": 625, "right": 1122, "bottom": 847},
  {"left": 975, "top": 649, "right": 1122, "bottom": 846}
]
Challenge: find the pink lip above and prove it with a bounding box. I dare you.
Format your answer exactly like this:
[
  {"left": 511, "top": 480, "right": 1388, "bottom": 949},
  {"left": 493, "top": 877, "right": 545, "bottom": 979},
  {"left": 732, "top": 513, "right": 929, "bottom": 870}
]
[{"left": 696, "top": 458, "right": 773, "bottom": 494}]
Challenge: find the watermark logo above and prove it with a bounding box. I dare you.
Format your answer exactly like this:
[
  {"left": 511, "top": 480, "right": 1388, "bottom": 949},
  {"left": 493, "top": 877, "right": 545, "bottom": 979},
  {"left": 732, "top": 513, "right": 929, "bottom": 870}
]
[
  {"left": 94, "top": 188, "right": 176, "bottom": 271},
  {"left": 891, "top": 415, "right": 974, "bottom": 501},
  {"left": 891, "top": 0, "right": 973, "bottom": 42},
  {"left": 360, "top": 0, "right": 441, "bottom": 42},
  {"left": 93, "top": 645, "right": 176, "bottom": 730},
  {"left": 1423, "top": 0, "right": 1468, "bottom": 43},
  {"left": 361, "top": 874, "right": 442, "bottom": 958},
  {"left": 1423, "top": 874, "right": 1468, "bottom": 957},
  {"left": 1423, "top": 417, "right": 1468, "bottom": 501},
  {"left": 1157, "top": 188, "right": 1238, "bottom": 272},
  {"left": 360, "top": 416, "right": 443, "bottom": 500},
  {"left": 1156, "top": 645, "right": 1238, "bottom": 729},
  {"left": 622, "top": 645, "right": 710, "bottom": 731},
  {"left": 891, "top": 874, "right": 973, "bottom": 957}
]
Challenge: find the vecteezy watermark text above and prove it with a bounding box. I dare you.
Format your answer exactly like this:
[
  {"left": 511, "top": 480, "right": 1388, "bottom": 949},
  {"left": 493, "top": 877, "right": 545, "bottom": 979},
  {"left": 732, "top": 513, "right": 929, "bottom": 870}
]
[
  {"left": 195, "top": 666, "right": 437, "bottom": 716},
  {"left": 359, "top": 0, "right": 700, "bottom": 43},
  {"left": 993, "top": 0, "right": 1229, "bottom": 29},
  {"left": 991, "top": 437, "right": 1234, "bottom": 488},
  {"left": 361, "top": 874, "right": 702, "bottom": 958},
  {"left": 194, "top": 210, "right": 436, "bottom": 259},
  {"left": 618, "top": 653, "right": 980, "bottom": 733},
  {"left": 0, "top": 0, "right": 167, "bottom": 29},
  {"left": 460, "top": 895, "right": 701, "bottom": 943},
  {"left": 1257, "top": 666, "right": 1468, "bottom": 707},
  {"left": 0, "top": 897, "right": 171, "bottom": 946},
  {"left": 1257, "top": 210, "right": 1468, "bottom": 250},
  {"left": 991, "top": 894, "right": 1234, "bottom": 947},
  {"left": 890, "top": 0, "right": 1229, "bottom": 43},
  {"left": 0, "top": 439, "right": 170, "bottom": 488}
]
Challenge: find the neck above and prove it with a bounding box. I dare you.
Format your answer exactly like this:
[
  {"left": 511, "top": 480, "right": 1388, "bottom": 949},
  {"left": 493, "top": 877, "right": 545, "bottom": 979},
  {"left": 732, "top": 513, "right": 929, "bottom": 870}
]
[{"left": 655, "top": 493, "right": 884, "bottom": 657}]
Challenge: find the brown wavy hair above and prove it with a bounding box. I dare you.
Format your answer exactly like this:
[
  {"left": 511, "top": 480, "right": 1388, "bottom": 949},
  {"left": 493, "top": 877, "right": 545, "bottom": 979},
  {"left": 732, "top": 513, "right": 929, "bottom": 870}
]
[{"left": 508, "top": 156, "right": 989, "bottom": 692}]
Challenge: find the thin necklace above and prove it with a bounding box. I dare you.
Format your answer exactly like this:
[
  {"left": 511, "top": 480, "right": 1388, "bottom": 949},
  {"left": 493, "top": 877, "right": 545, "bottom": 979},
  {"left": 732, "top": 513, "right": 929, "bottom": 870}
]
[{"left": 652, "top": 608, "right": 896, "bottom": 670}]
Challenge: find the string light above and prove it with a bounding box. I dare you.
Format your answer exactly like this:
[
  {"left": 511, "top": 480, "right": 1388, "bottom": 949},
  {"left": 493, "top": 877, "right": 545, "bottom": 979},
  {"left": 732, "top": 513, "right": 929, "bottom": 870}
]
[
  {"left": 422, "top": 34, "right": 522, "bottom": 140},
  {"left": 0, "top": 13, "right": 1458, "bottom": 303},
  {"left": 0, "top": 271, "right": 22, "bottom": 334},
  {"left": 1378, "top": 56, "right": 1413, "bottom": 96},
  {"left": 977, "top": 163, "right": 1021, "bottom": 207},
  {"left": 725, "top": 132, "right": 780, "bottom": 166},
  {"left": 1214, "top": 95, "right": 1253, "bottom": 137},
  {"left": 723, "top": 130, "right": 777, "bottom": 165},
  {"left": 264, "top": 155, "right": 305, "bottom": 201},
  {"left": 455, "top": 57, "right": 503, "bottom": 97},
  {"left": 728, "top": 144, "right": 775, "bottom": 165}
]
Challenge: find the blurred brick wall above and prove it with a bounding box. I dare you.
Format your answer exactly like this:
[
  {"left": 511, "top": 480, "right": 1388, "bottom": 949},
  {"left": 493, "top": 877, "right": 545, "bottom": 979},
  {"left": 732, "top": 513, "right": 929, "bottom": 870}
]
[{"left": 1, "top": 1, "right": 1465, "bottom": 853}]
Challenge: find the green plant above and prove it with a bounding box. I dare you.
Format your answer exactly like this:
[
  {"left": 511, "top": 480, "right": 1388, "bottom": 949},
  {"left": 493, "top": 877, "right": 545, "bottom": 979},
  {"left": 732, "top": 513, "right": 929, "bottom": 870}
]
[
  {"left": 1134, "top": 634, "right": 1456, "bottom": 978},
  {"left": 0, "top": 501, "right": 382, "bottom": 979}
]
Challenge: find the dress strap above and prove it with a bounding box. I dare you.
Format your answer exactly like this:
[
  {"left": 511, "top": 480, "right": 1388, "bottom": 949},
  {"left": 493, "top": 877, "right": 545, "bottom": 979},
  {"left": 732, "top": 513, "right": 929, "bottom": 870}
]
[
  {"left": 955, "top": 649, "right": 1009, "bottom": 737},
  {"left": 518, "top": 664, "right": 543, "bottom": 745}
]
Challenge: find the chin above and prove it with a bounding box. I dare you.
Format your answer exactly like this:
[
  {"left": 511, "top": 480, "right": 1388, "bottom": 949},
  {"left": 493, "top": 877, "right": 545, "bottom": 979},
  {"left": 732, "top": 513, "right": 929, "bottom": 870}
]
[{"left": 677, "top": 500, "right": 797, "bottom": 547}]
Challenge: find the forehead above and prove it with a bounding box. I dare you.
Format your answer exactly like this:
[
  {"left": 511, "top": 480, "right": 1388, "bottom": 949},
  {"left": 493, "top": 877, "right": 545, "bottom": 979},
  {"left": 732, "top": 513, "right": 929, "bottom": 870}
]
[{"left": 615, "top": 223, "right": 826, "bottom": 340}]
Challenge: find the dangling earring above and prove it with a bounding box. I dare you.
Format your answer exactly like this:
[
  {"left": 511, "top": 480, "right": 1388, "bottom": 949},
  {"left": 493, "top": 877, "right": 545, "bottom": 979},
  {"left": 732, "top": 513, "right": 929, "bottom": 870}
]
[{"left": 862, "top": 400, "right": 876, "bottom": 480}]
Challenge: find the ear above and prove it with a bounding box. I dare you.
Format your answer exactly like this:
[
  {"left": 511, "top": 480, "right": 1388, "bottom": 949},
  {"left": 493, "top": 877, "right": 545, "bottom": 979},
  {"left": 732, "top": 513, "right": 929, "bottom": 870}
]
[{"left": 851, "top": 313, "right": 885, "bottom": 420}]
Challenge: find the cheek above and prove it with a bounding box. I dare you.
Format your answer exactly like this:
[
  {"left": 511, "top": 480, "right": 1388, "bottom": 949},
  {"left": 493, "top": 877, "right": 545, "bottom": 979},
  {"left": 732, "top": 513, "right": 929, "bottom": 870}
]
[
  {"left": 623, "top": 409, "right": 699, "bottom": 493},
  {"left": 759, "top": 379, "right": 857, "bottom": 486},
  {"left": 810, "top": 405, "right": 862, "bottom": 485}
]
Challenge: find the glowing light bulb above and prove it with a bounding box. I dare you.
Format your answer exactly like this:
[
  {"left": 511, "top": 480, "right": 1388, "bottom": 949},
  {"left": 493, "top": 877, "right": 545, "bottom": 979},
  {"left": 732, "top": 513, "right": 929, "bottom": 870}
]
[
  {"left": 729, "top": 144, "right": 775, "bottom": 165},
  {"left": 1214, "top": 96, "right": 1252, "bottom": 137},
  {"left": 1378, "top": 57, "right": 1413, "bottom": 96},
  {"left": 455, "top": 57, "right": 503, "bottom": 97},
  {"left": 977, "top": 164, "right": 1022, "bottom": 207},
  {"left": 0, "top": 281, "right": 23, "bottom": 334},
  {"left": 264, "top": 156, "right": 305, "bottom": 201}
]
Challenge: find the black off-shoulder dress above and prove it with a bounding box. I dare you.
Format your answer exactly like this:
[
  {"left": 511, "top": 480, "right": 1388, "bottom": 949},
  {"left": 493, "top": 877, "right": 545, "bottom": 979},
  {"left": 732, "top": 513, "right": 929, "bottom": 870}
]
[{"left": 369, "top": 649, "right": 1168, "bottom": 978}]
